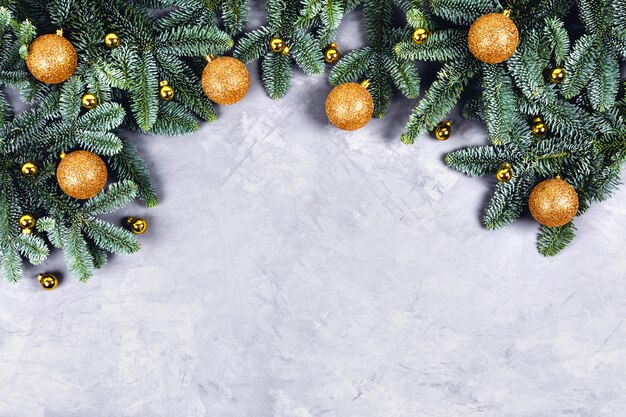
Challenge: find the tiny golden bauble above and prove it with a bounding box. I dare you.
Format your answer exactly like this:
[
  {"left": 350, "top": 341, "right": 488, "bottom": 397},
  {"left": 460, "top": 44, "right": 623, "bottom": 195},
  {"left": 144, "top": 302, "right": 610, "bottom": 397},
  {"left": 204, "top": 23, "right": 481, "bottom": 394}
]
[
  {"left": 325, "top": 81, "right": 374, "bottom": 131},
  {"left": 496, "top": 162, "right": 513, "bottom": 182},
  {"left": 21, "top": 161, "right": 38, "bottom": 177},
  {"left": 159, "top": 81, "right": 175, "bottom": 101},
  {"left": 127, "top": 217, "right": 148, "bottom": 235},
  {"left": 467, "top": 12, "right": 519, "bottom": 64},
  {"left": 38, "top": 273, "right": 59, "bottom": 290},
  {"left": 549, "top": 67, "right": 566, "bottom": 84},
  {"left": 270, "top": 37, "right": 286, "bottom": 53},
  {"left": 528, "top": 178, "right": 579, "bottom": 227},
  {"left": 202, "top": 56, "right": 250, "bottom": 105},
  {"left": 435, "top": 121, "right": 452, "bottom": 141},
  {"left": 81, "top": 93, "right": 98, "bottom": 109},
  {"left": 412, "top": 28, "right": 430, "bottom": 45},
  {"left": 19, "top": 214, "right": 36, "bottom": 232},
  {"left": 104, "top": 33, "right": 121, "bottom": 49},
  {"left": 324, "top": 43, "right": 341, "bottom": 64},
  {"left": 56, "top": 150, "right": 108, "bottom": 199},
  {"left": 531, "top": 117, "right": 547, "bottom": 138},
  {"left": 26, "top": 31, "right": 78, "bottom": 84}
]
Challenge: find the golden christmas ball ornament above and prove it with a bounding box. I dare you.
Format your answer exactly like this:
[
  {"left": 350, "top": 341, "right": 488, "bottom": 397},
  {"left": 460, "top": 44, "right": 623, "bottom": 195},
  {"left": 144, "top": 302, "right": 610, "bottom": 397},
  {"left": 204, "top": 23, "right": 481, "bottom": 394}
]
[
  {"left": 19, "top": 214, "right": 36, "bottom": 234},
  {"left": 529, "top": 177, "right": 579, "bottom": 227},
  {"left": 270, "top": 37, "right": 286, "bottom": 53},
  {"left": 202, "top": 55, "right": 250, "bottom": 106},
  {"left": 127, "top": 217, "right": 148, "bottom": 235},
  {"left": 21, "top": 161, "right": 38, "bottom": 177},
  {"left": 38, "top": 273, "right": 59, "bottom": 290},
  {"left": 435, "top": 121, "right": 452, "bottom": 141},
  {"left": 412, "top": 28, "right": 430, "bottom": 45},
  {"left": 467, "top": 11, "right": 519, "bottom": 64},
  {"left": 159, "top": 81, "right": 175, "bottom": 101},
  {"left": 496, "top": 162, "right": 513, "bottom": 182},
  {"left": 104, "top": 33, "right": 121, "bottom": 49},
  {"left": 26, "top": 29, "right": 78, "bottom": 84},
  {"left": 81, "top": 93, "right": 98, "bottom": 110},
  {"left": 56, "top": 150, "right": 108, "bottom": 199},
  {"left": 325, "top": 80, "right": 374, "bottom": 131},
  {"left": 531, "top": 117, "right": 548, "bottom": 138},
  {"left": 549, "top": 67, "right": 566, "bottom": 84},
  {"left": 324, "top": 43, "right": 341, "bottom": 64}
]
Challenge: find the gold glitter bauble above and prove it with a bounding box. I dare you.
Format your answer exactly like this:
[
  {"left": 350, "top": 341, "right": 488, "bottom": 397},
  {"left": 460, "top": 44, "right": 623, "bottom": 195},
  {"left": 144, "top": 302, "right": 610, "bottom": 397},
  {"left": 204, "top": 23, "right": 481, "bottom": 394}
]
[
  {"left": 435, "top": 121, "right": 452, "bottom": 141},
  {"left": 270, "top": 37, "right": 286, "bottom": 53},
  {"left": 159, "top": 81, "right": 175, "bottom": 101},
  {"left": 81, "top": 93, "right": 98, "bottom": 109},
  {"left": 56, "top": 150, "right": 108, "bottom": 200},
  {"left": 549, "top": 67, "right": 565, "bottom": 84},
  {"left": 412, "top": 28, "right": 430, "bottom": 45},
  {"left": 325, "top": 81, "right": 374, "bottom": 131},
  {"left": 324, "top": 43, "right": 340, "bottom": 64},
  {"left": 19, "top": 214, "right": 36, "bottom": 232},
  {"left": 38, "top": 273, "right": 59, "bottom": 290},
  {"left": 127, "top": 217, "right": 148, "bottom": 235},
  {"left": 528, "top": 178, "right": 579, "bottom": 227},
  {"left": 21, "top": 162, "right": 38, "bottom": 177},
  {"left": 202, "top": 56, "right": 250, "bottom": 106},
  {"left": 467, "top": 12, "right": 519, "bottom": 64},
  {"left": 531, "top": 117, "right": 547, "bottom": 138},
  {"left": 26, "top": 32, "right": 78, "bottom": 84},
  {"left": 104, "top": 33, "right": 121, "bottom": 49},
  {"left": 496, "top": 162, "right": 513, "bottom": 182}
]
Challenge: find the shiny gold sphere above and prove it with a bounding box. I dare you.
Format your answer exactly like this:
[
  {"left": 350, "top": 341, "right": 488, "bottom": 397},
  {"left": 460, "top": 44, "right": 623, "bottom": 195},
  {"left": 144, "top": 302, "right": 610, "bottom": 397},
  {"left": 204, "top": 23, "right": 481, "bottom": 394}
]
[
  {"left": 56, "top": 150, "right": 108, "bottom": 199},
  {"left": 26, "top": 32, "right": 78, "bottom": 84},
  {"left": 159, "top": 81, "right": 175, "bottom": 101},
  {"left": 529, "top": 178, "right": 579, "bottom": 227},
  {"left": 531, "top": 117, "right": 548, "bottom": 138},
  {"left": 468, "top": 12, "right": 519, "bottom": 64},
  {"left": 496, "top": 162, "right": 513, "bottom": 182},
  {"left": 21, "top": 162, "right": 38, "bottom": 177},
  {"left": 435, "top": 121, "right": 452, "bottom": 141},
  {"left": 325, "top": 81, "right": 374, "bottom": 131},
  {"left": 19, "top": 214, "right": 36, "bottom": 231},
  {"left": 81, "top": 93, "right": 98, "bottom": 109},
  {"left": 104, "top": 33, "right": 121, "bottom": 49},
  {"left": 202, "top": 56, "right": 250, "bottom": 105},
  {"left": 412, "top": 28, "right": 430, "bottom": 45},
  {"left": 127, "top": 217, "right": 148, "bottom": 235},
  {"left": 324, "top": 43, "right": 340, "bottom": 64},
  {"left": 38, "top": 273, "right": 59, "bottom": 290},
  {"left": 549, "top": 67, "right": 566, "bottom": 84},
  {"left": 270, "top": 37, "right": 286, "bottom": 53}
]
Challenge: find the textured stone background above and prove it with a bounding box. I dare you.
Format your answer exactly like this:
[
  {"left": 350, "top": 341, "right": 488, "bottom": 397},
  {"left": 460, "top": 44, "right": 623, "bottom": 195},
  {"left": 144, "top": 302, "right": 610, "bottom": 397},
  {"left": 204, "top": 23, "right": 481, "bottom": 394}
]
[{"left": 1, "top": 6, "right": 625, "bottom": 417}]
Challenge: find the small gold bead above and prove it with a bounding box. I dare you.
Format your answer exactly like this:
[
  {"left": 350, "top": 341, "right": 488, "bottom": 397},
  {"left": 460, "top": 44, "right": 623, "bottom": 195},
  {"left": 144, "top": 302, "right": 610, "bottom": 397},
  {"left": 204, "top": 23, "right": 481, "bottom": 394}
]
[
  {"left": 104, "top": 33, "right": 121, "bottom": 49},
  {"left": 270, "top": 37, "right": 286, "bottom": 53},
  {"left": 324, "top": 43, "right": 340, "bottom": 64},
  {"left": 412, "top": 28, "right": 430, "bottom": 45},
  {"left": 435, "top": 121, "right": 452, "bottom": 141},
  {"left": 532, "top": 117, "right": 548, "bottom": 138},
  {"left": 81, "top": 93, "right": 98, "bottom": 110},
  {"left": 19, "top": 214, "right": 36, "bottom": 230},
  {"left": 496, "top": 162, "right": 513, "bottom": 183},
  {"left": 281, "top": 45, "right": 290, "bottom": 55},
  {"left": 21, "top": 162, "right": 38, "bottom": 177},
  {"left": 38, "top": 273, "right": 59, "bottom": 290},
  {"left": 127, "top": 217, "right": 148, "bottom": 234},
  {"left": 159, "top": 81, "right": 175, "bottom": 101},
  {"left": 549, "top": 67, "right": 566, "bottom": 84}
]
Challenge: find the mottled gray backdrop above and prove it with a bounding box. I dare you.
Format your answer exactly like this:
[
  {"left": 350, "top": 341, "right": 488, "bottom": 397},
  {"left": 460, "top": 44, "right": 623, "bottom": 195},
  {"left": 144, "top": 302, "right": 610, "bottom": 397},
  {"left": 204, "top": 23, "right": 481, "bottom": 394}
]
[{"left": 1, "top": 6, "right": 625, "bottom": 417}]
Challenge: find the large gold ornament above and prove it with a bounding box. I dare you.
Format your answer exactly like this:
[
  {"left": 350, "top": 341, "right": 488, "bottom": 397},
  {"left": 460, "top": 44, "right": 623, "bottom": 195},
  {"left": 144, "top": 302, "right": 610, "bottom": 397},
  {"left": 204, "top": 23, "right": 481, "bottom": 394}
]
[
  {"left": 104, "top": 33, "right": 121, "bottom": 49},
  {"left": 19, "top": 214, "right": 36, "bottom": 234},
  {"left": 324, "top": 43, "right": 341, "bottom": 64},
  {"left": 127, "top": 217, "right": 148, "bottom": 235},
  {"left": 38, "top": 273, "right": 59, "bottom": 290},
  {"left": 325, "top": 80, "right": 374, "bottom": 131},
  {"left": 202, "top": 56, "right": 250, "bottom": 106},
  {"left": 81, "top": 93, "right": 98, "bottom": 110},
  {"left": 528, "top": 178, "right": 579, "bottom": 227},
  {"left": 159, "top": 81, "right": 175, "bottom": 101},
  {"left": 549, "top": 67, "right": 566, "bottom": 84},
  {"left": 531, "top": 117, "right": 547, "bottom": 138},
  {"left": 270, "top": 37, "right": 289, "bottom": 54},
  {"left": 496, "top": 162, "right": 513, "bottom": 182},
  {"left": 56, "top": 150, "right": 108, "bottom": 199},
  {"left": 26, "top": 30, "right": 78, "bottom": 84},
  {"left": 467, "top": 11, "right": 519, "bottom": 64},
  {"left": 412, "top": 28, "right": 430, "bottom": 45},
  {"left": 435, "top": 121, "right": 452, "bottom": 141},
  {"left": 21, "top": 162, "right": 38, "bottom": 177}
]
